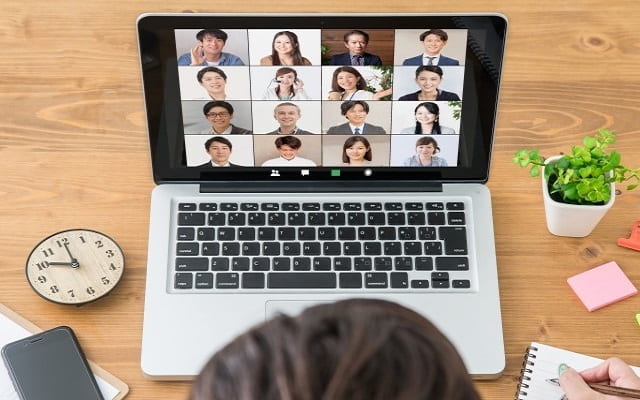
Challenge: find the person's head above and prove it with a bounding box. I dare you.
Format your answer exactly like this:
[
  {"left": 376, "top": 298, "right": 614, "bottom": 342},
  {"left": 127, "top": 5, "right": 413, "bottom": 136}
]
[
  {"left": 414, "top": 65, "right": 444, "bottom": 93},
  {"left": 342, "top": 135, "right": 372, "bottom": 164},
  {"left": 197, "top": 67, "right": 227, "bottom": 95},
  {"left": 343, "top": 29, "right": 370, "bottom": 55},
  {"left": 195, "top": 29, "right": 228, "bottom": 59},
  {"left": 274, "top": 67, "right": 299, "bottom": 96},
  {"left": 271, "top": 31, "right": 304, "bottom": 64},
  {"left": 203, "top": 101, "right": 234, "bottom": 133},
  {"left": 419, "top": 29, "right": 449, "bottom": 56},
  {"left": 331, "top": 66, "right": 367, "bottom": 93},
  {"left": 274, "top": 135, "right": 302, "bottom": 160},
  {"left": 415, "top": 136, "right": 441, "bottom": 157},
  {"left": 273, "top": 102, "right": 301, "bottom": 130},
  {"left": 413, "top": 102, "right": 442, "bottom": 134},
  {"left": 190, "top": 298, "right": 481, "bottom": 400},
  {"left": 203, "top": 136, "right": 232, "bottom": 165},
  {"left": 341, "top": 100, "right": 369, "bottom": 125}
]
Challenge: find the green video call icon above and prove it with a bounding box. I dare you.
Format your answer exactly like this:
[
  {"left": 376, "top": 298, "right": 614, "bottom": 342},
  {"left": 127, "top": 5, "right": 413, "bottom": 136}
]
[{"left": 331, "top": 169, "right": 341, "bottom": 177}]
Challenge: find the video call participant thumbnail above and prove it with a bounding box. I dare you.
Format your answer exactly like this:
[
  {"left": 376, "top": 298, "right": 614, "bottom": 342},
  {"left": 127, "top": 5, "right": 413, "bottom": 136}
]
[
  {"left": 178, "top": 29, "right": 245, "bottom": 66},
  {"left": 398, "top": 66, "right": 460, "bottom": 101},
  {"left": 195, "top": 136, "right": 239, "bottom": 168},
  {"left": 196, "top": 66, "right": 229, "bottom": 101},
  {"left": 200, "top": 101, "right": 252, "bottom": 135},
  {"left": 342, "top": 136, "right": 372, "bottom": 166},
  {"left": 261, "top": 136, "right": 317, "bottom": 167},
  {"left": 327, "top": 66, "right": 391, "bottom": 101},
  {"left": 400, "top": 102, "right": 455, "bottom": 134},
  {"left": 329, "top": 30, "right": 382, "bottom": 66},
  {"left": 262, "top": 67, "right": 310, "bottom": 101},
  {"left": 260, "top": 31, "right": 312, "bottom": 66},
  {"left": 402, "top": 29, "right": 460, "bottom": 66},
  {"left": 266, "top": 103, "right": 314, "bottom": 135},
  {"left": 403, "top": 136, "right": 448, "bottom": 167},
  {"left": 326, "top": 100, "right": 386, "bottom": 135}
]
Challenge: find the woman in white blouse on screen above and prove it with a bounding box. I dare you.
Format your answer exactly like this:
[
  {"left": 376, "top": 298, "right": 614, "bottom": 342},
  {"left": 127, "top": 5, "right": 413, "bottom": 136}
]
[{"left": 262, "top": 67, "right": 310, "bottom": 101}]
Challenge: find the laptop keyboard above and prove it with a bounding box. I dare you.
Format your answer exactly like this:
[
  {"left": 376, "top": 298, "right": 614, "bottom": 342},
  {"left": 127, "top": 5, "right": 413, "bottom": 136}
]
[{"left": 172, "top": 200, "right": 473, "bottom": 292}]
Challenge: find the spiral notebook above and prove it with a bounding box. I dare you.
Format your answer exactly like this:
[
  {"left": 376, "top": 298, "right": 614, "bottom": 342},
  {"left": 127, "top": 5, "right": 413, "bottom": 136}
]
[
  {"left": 515, "top": 342, "right": 640, "bottom": 399},
  {"left": 0, "top": 303, "right": 128, "bottom": 400}
]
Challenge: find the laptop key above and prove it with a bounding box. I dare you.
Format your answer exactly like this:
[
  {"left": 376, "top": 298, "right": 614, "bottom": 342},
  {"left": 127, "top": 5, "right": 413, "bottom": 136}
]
[
  {"left": 176, "top": 242, "right": 199, "bottom": 256},
  {"left": 384, "top": 202, "right": 403, "bottom": 210},
  {"left": 358, "top": 227, "right": 375, "bottom": 240},
  {"left": 248, "top": 212, "right": 266, "bottom": 226},
  {"left": 252, "top": 257, "right": 270, "bottom": 271},
  {"left": 439, "top": 227, "right": 468, "bottom": 255},
  {"left": 411, "top": 279, "right": 429, "bottom": 289},
  {"left": 282, "top": 202, "right": 300, "bottom": 211},
  {"left": 175, "top": 257, "right": 208, "bottom": 271},
  {"left": 313, "top": 257, "right": 331, "bottom": 271},
  {"left": 367, "top": 212, "right": 385, "bottom": 225},
  {"left": 216, "top": 273, "right": 239, "bottom": 289},
  {"left": 262, "top": 242, "right": 280, "bottom": 256},
  {"left": 383, "top": 242, "right": 402, "bottom": 255},
  {"left": 387, "top": 212, "right": 405, "bottom": 225},
  {"left": 339, "top": 272, "right": 362, "bottom": 288},
  {"left": 303, "top": 242, "right": 321, "bottom": 256},
  {"left": 390, "top": 272, "right": 409, "bottom": 288},
  {"left": 207, "top": 212, "right": 225, "bottom": 226},
  {"left": 278, "top": 227, "right": 296, "bottom": 240},
  {"left": 302, "top": 202, "right": 320, "bottom": 211},
  {"left": 427, "top": 212, "right": 446, "bottom": 225},
  {"left": 268, "top": 213, "right": 285, "bottom": 225},
  {"left": 407, "top": 212, "right": 426, "bottom": 225},
  {"left": 394, "top": 257, "right": 412, "bottom": 270},
  {"left": 364, "top": 202, "right": 382, "bottom": 210},
  {"left": 323, "top": 203, "right": 341, "bottom": 211},
  {"left": 178, "top": 203, "right": 196, "bottom": 211},
  {"left": 195, "top": 273, "right": 213, "bottom": 289},
  {"left": 267, "top": 272, "right": 337, "bottom": 289},
  {"left": 220, "top": 203, "right": 238, "bottom": 211},
  {"left": 338, "top": 227, "right": 356, "bottom": 240},
  {"left": 347, "top": 212, "right": 365, "bottom": 225},
  {"left": 217, "top": 227, "right": 235, "bottom": 241},
  {"left": 238, "top": 227, "right": 256, "bottom": 241},
  {"left": 415, "top": 256, "right": 434, "bottom": 270},
  {"left": 228, "top": 212, "right": 246, "bottom": 226},
  {"left": 197, "top": 228, "right": 215, "bottom": 241},
  {"left": 293, "top": 257, "right": 311, "bottom": 271},
  {"left": 211, "top": 258, "right": 229, "bottom": 271},
  {"left": 405, "top": 202, "right": 423, "bottom": 210},
  {"left": 308, "top": 212, "right": 325, "bottom": 226},
  {"left": 174, "top": 273, "right": 193, "bottom": 289},
  {"left": 343, "top": 242, "right": 361, "bottom": 255},
  {"left": 354, "top": 257, "right": 372, "bottom": 271},
  {"left": 365, "top": 272, "right": 388, "bottom": 288},
  {"left": 418, "top": 227, "right": 436, "bottom": 240},
  {"left": 453, "top": 279, "right": 471, "bottom": 288},
  {"left": 202, "top": 242, "right": 220, "bottom": 256},
  {"left": 435, "top": 257, "right": 469, "bottom": 271},
  {"left": 426, "top": 202, "right": 444, "bottom": 210},
  {"left": 240, "top": 203, "right": 259, "bottom": 211},
  {"left": 403, "top": 242, "right": 422, "bottom": 255},
  {"left": 258, "top": 227, "right": 276, "bottom": 240},
  {"left": 447, "top": 212, "right": 466, "bottom": 225},
  {"left": 318, "top": 227, "right": 336, "bottom": 240},
  {"left": 222, "top": 242, "right": 240, "bottom": 256},
  {"left": 446, "top": 202, "right": 465, "bottom": 210},
  {"left": 333, "top": 257, "right": 351, "bottom": 271},
  {"left": 178, "top": 212, "right": 205, "bottom": 226},
  {"left": 283, "top": 242, "right": 301, "bottom": 256},
  {"left": 374, "top": 257, "right": 393, "bottom": 270},
  {"left": 261, "top": 203, "right": 279, "bottom": 211},
  {"left": 273, "top": 257, "right": 291, "bottom": 271},
  {"left": 328, "top": 212, "right": 345, "bottom": 226},
  {"left": 199, "top": 203, "right": 217, "bottom": 211},
  {"left": 323, "top": 242, "right": 341, "bottom": 256},
  {"left": 177, "top": 227, "right": 195, "bottom": 241},
  {"left": 378, "top": 227, "right": 396, "bottom": 240},
  {"left": 363, "top": 242, "right": 382, "bottom": 255},
  {"left": 343, "top": 203, "right": 362, "bottom": 211},
  {"left": 288, "top": 212, "right": 306, "bottom": 226},
  {"left": 398, "top": 227, "right": 416, "bottom": 240},
  {"left": 242, "top": 273, "right": 265, "bottom": 289},
  {"left": 232, "top": 257, "right": 250, "bottom": 271},
  {"left": 424, "top": 242, "right": 442, "bottom": 255},
  {"left": 298, "top": 227, "right": 315, "bottom": 240}
]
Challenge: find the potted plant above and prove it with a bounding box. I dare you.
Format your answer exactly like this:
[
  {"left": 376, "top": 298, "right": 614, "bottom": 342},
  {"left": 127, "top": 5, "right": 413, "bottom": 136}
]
[{"left": 513, "top": 129, "right": 640, "bottom": 237}]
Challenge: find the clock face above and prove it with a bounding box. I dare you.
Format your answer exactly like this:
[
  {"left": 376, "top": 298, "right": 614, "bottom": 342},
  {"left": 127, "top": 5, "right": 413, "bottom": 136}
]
[{"left": 25, "top": 229, "right": 124, "bottom": 305}]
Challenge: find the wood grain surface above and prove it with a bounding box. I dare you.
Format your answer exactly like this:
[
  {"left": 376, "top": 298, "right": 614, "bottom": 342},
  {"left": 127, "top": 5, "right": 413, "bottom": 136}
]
[{"left": 1, "top": 2, "right": 640, "bottom": 399}]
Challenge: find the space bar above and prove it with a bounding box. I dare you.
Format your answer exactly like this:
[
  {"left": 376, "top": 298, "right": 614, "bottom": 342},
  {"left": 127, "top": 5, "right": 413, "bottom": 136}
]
[{"left": 268, "top": 273, "right": 337, "bottom": 289}]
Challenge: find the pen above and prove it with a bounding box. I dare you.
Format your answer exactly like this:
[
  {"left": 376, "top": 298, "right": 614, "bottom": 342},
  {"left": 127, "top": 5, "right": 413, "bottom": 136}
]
[{"left": 547, "top": 378, "right": 640, "bottom": 399}]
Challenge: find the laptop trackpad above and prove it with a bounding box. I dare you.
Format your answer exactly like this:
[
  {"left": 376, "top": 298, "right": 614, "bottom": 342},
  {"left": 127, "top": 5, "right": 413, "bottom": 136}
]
[{"left": 265, "top": 300, "right": 329, "bottom": 319}]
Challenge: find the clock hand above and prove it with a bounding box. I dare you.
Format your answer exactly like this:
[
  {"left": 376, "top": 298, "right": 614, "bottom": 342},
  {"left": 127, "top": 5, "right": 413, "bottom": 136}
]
[
  {"left": 47, "top": 261, "right": 80, "bottom": 268},
  {"left": 63, "top": 243, "right": 81, "bottom": 268}
]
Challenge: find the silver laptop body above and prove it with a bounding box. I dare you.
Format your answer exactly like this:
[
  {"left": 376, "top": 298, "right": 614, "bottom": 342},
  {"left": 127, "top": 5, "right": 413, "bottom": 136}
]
[{"left": 137, "top": 13, "right": 508, "bottom": 379}]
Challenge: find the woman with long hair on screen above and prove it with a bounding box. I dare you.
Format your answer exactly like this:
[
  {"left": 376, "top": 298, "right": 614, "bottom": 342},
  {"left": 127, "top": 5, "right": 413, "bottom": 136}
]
[
  {"left": 400, "top": 102, "right": 455, "bottom": 134},
  {"left": 327, "top": 66, "right": 391, "bottom": 101},
  {"left": 261, "top": 67, "right": 310, "bottom": 100},
  {"left": 260, "top": 31, "right": 312, "bottom": 66},
  {"left": 342, "top": 136, "right": 373, "bottom": 166}
]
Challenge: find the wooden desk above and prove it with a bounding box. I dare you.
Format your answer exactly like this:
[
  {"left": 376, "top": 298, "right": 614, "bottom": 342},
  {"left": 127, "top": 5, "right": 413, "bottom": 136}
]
[{"left": 1, "top": 2, "right": 639, "bottom": 399}]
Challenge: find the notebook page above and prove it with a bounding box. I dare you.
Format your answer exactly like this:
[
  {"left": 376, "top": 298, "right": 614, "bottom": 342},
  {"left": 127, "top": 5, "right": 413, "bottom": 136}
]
[
  {"left": 518, "top": 342, "right": 640, "bottom": 400},
  {"left": 0, "top": 313, "right": 119, "bottom": 400}
]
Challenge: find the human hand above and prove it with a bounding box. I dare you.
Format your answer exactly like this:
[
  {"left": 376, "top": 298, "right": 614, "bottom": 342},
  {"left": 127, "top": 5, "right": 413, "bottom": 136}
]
[
  {"left": 294, "top": 78, "right": 304, "bottom": 90},
  {"left": 190, "top": 44, "right": 204, "bottom": 66},
  {"left": 559, "top": 359, "right": 640, "bottom": 399},
  {"left": 327, "top": 91, "right": 341, "bottom": 100},
  {"left": 373, "top": 88, "right": 392, "bottom": 100}
]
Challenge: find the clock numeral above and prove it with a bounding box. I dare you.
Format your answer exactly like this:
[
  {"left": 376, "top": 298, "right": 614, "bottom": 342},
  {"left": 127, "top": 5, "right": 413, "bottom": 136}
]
[
  {"left": 67, "top": 289, "right": 75, "bottom": 298},
  {"left": 50, "top": 285, "right": 59, "bottom": 294},
  {"left": 56, "top": 238, "right": 69, "bottom": 247},
  {"left": 37, "top": 275, "right": 47, "bottom": 284},
  {"left": 101, "top": 277, "right": 110, "bottom": 285},
  {"left": 105, "top": 249, "right": 114, "bottom": 258},
  {"left": 109, "top": 263, "right": 117, "bottom": 270},
  {"left": 86, "top": 287, "right": 96, "bottom": 295},
  {"left": 36, "top": 262, "right": 49, "bottom": 271},
  {"left": 95, "top": 240, "right": 104, "bottom": 248},
  {"left": 42, "top": 248, "right": 54, "bottom": 257},
  {"left": 79, "top": 235, "right": 86, "bottom": 244}
]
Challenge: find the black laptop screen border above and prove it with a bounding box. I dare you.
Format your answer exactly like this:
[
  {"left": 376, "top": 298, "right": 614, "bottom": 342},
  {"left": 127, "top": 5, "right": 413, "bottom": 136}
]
[{"left": 137, "top": 14, "right": 507, "bottom": 184}]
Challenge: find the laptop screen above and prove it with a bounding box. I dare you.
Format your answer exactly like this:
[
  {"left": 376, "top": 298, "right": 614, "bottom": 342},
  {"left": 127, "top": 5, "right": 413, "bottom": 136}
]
[{"left": 137, "top": 14, "right": 507, "bottom": 183}]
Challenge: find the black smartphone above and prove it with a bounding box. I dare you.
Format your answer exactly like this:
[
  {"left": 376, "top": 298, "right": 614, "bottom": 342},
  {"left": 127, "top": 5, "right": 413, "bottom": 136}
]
[{"left": 1, "top": 326, "right": 104, "bottom": 400}]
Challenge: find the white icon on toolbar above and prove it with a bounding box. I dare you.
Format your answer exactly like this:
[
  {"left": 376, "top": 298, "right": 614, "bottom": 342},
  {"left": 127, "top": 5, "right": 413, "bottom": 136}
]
[
  {"left": 270, "top": 169, "right": 280, "bottom": 177},
  {"left": 301, "top": 169, "right": 310, "bottom": 176}
]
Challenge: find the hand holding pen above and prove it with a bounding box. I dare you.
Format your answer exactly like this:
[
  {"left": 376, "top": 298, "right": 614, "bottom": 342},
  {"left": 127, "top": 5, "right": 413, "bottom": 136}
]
[{"left": 552, "top": 359, "right": 640, "bottom": 399}]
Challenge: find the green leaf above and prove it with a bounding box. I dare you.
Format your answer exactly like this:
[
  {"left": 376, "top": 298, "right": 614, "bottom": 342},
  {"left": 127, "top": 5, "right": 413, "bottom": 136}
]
[
  {"left": 529, "top": 167, "right": 540, "bottom": 177},
  {"left": 583, "top": 136, "right": 597, "bottom": 149}
]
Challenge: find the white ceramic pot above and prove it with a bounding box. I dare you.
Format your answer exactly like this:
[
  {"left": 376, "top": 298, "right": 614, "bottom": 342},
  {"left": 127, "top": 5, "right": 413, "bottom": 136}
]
[{"left": 542, "top": 155, "right": 616, "bottom": 237}]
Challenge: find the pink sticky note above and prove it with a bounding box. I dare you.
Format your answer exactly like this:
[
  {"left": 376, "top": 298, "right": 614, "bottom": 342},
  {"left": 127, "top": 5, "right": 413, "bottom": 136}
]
[{"left": 567, "top": 261, "right": 638, "bottom": 312}]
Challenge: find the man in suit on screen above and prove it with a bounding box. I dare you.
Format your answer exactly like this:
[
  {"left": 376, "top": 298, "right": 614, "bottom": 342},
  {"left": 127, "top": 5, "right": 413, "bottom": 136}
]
[
  {"left": 402, "top": 29, "right": 460, "bottom": 66},
  {"left": 329, "top": 30, "right": 382, "bottom": 66},
  {"left": 326, "top": 100, "right": 386, "bottom": 135}
]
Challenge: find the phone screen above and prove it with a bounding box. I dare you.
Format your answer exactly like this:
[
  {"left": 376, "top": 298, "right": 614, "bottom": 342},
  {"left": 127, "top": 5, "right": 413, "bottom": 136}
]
[{"left": 1, "top": 326, "right": 104, "bottom": 400}]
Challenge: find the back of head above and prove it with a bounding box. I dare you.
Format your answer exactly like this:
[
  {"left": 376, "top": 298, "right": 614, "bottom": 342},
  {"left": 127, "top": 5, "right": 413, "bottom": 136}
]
[{"left": 190, "top": 299, "right": 480, "bottom": 400}]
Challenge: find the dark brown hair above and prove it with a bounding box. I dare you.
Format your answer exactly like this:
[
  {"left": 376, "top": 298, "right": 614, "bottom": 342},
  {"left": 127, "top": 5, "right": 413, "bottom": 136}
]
[
  {"left": 342, "top": 136, "right": 372, "bottom": 163},
  {"left": 331, "top": 66, "right": 367, "bottom": 93},
  {"left": 190, "top": 299, "right": 481, "bottom": 400},
  {"left": 270, "top": 31, "right": 309, "bottom": 66}
]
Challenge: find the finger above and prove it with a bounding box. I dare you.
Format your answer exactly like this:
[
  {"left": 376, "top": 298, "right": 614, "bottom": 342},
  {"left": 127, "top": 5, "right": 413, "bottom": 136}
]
[
  {"left": 581, "top": 358, "right": 640, "bottom": 387},
  {"left": 558, "top": 364, "right": 598, "bottom": 399}
]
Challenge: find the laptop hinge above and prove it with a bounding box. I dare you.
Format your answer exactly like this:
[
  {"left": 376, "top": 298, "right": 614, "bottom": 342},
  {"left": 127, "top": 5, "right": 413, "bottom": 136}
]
[{"left": 199, "top": 181, "right": 444, "bottom": 193}]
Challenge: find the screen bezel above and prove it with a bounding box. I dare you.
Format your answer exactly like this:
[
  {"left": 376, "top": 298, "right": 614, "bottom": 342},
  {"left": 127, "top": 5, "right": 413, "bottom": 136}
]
[{"left": 136, "top": 13, "right": 507, "bottom": 185}]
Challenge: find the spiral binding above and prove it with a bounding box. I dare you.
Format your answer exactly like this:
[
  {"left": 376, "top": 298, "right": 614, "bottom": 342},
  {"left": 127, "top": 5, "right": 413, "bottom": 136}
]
[{"left": 515, "top": 345, "right": 538, "bottom": 399}]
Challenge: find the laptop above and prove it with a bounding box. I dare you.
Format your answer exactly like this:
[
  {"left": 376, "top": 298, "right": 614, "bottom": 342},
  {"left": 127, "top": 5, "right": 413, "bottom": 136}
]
[{"left": 137, "top": 13, "right": 508, "bottom": 380}]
